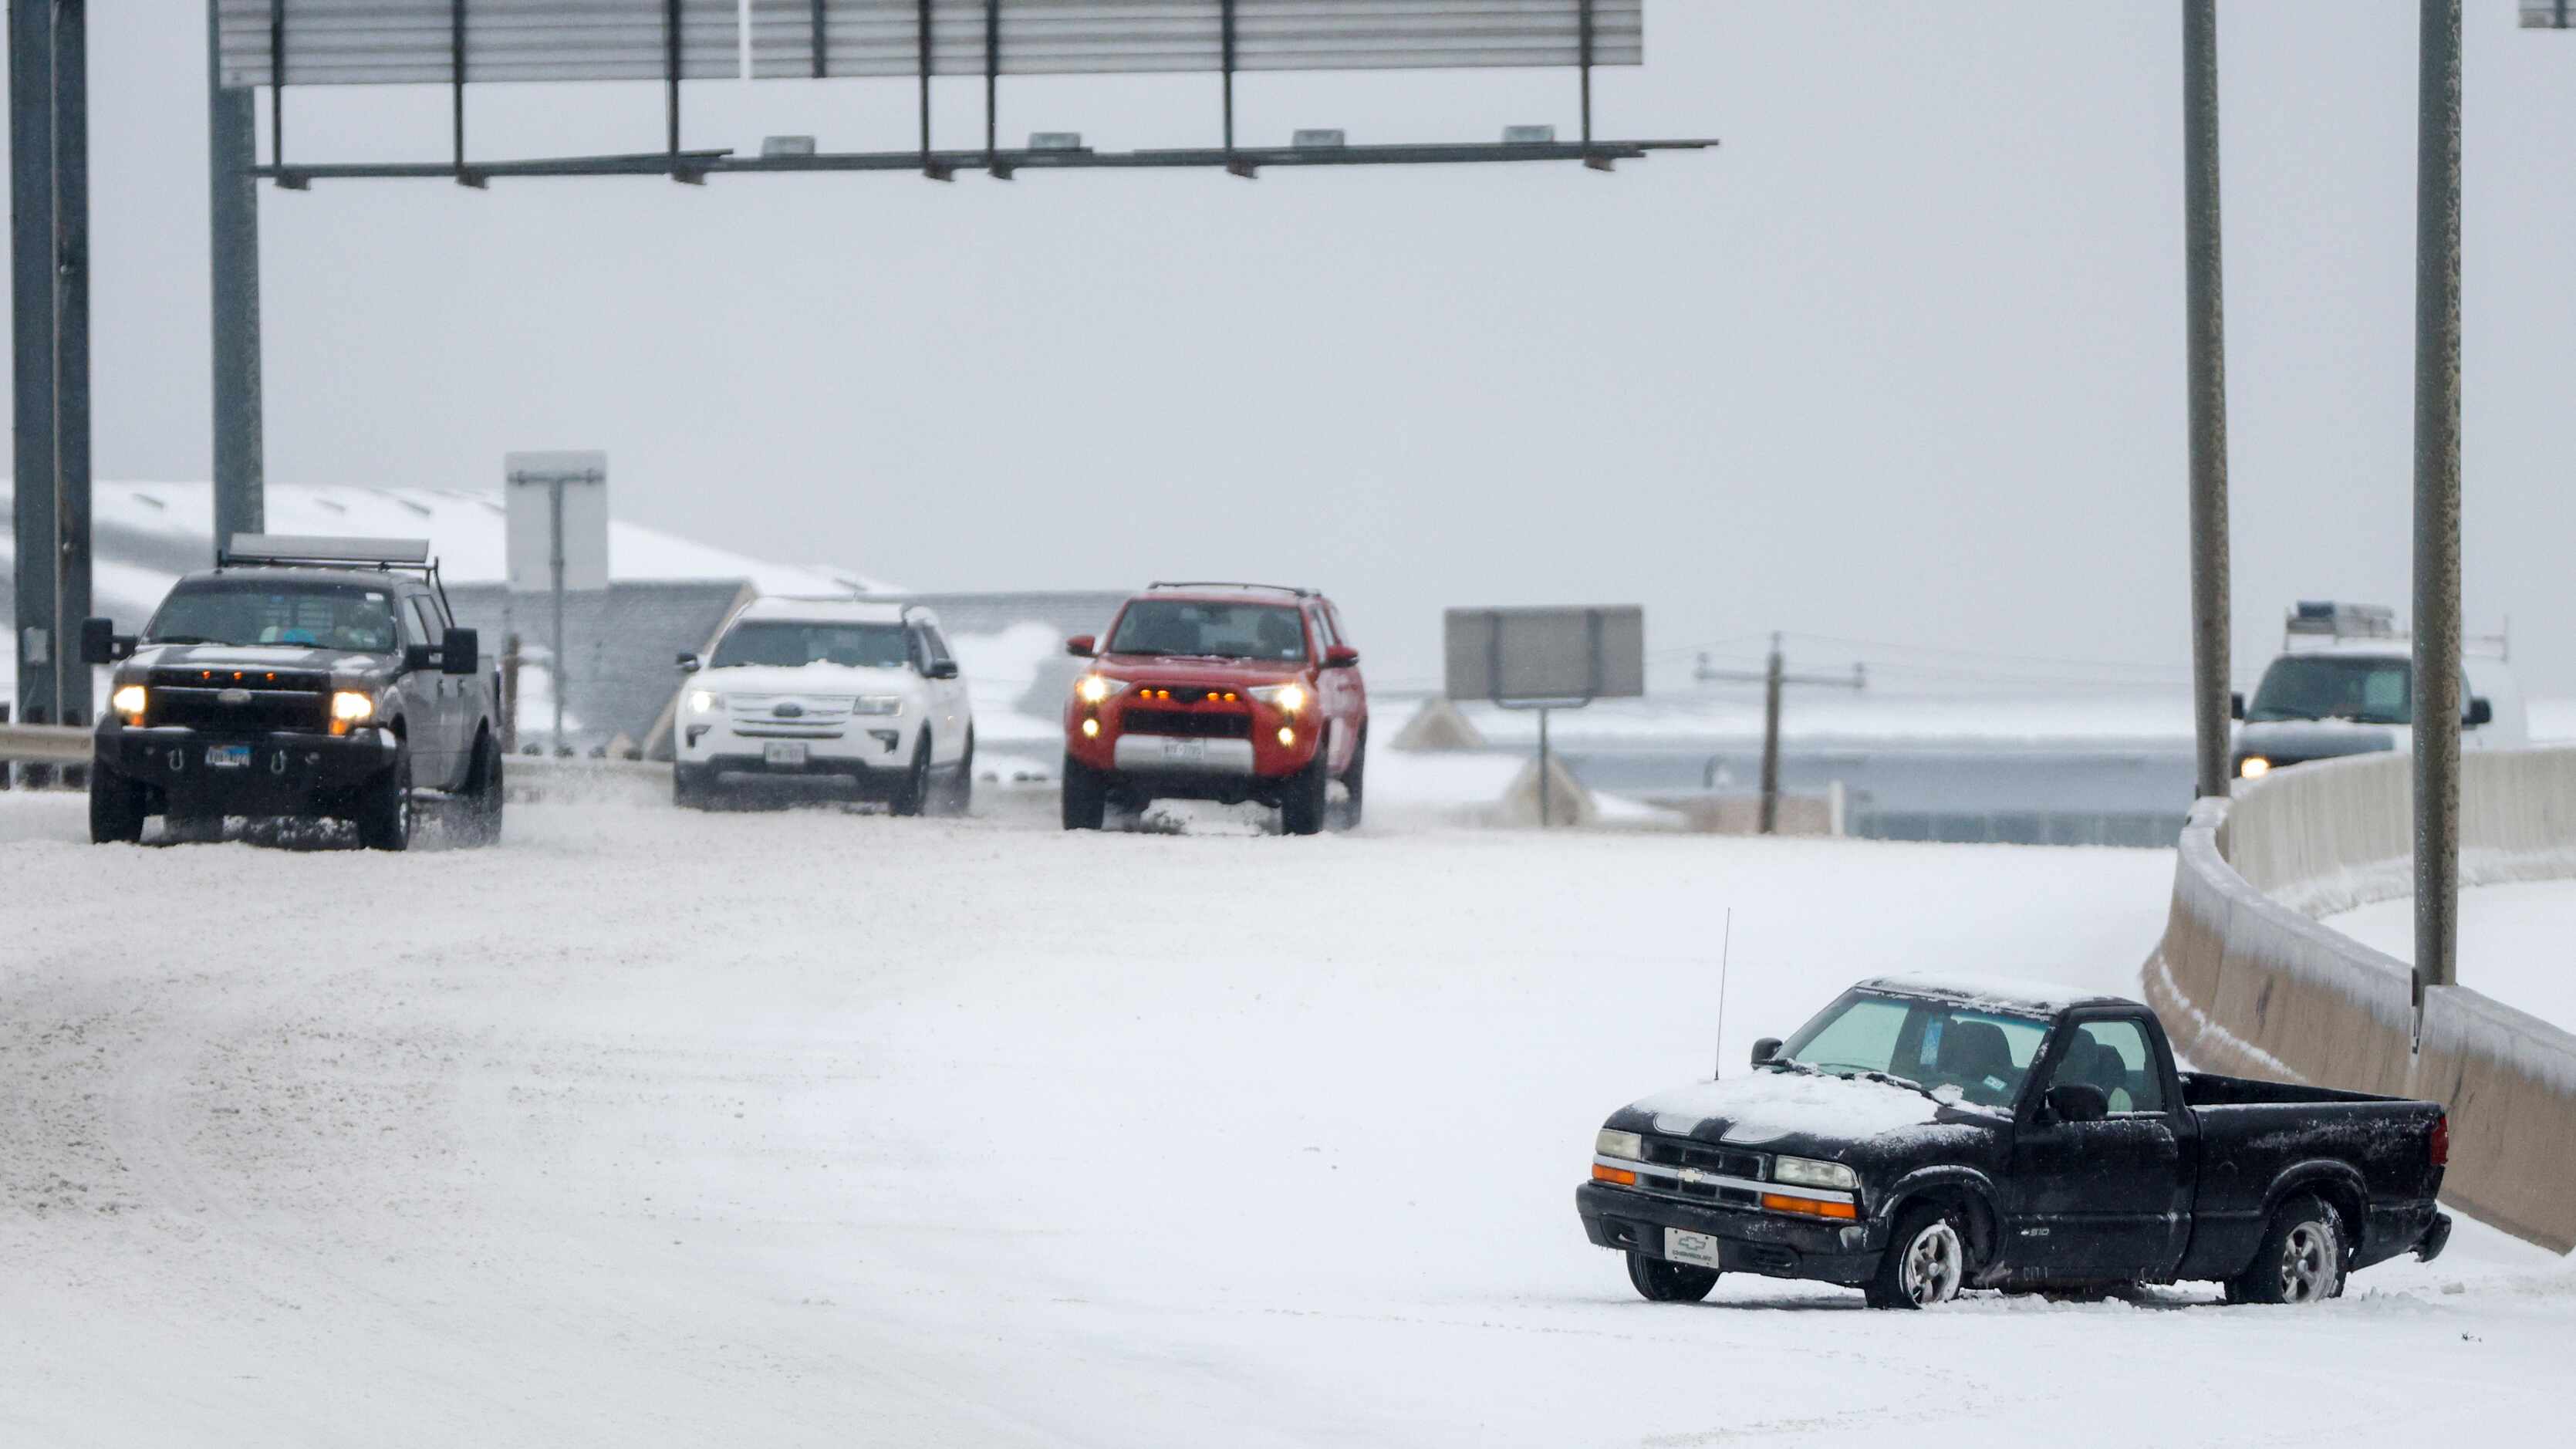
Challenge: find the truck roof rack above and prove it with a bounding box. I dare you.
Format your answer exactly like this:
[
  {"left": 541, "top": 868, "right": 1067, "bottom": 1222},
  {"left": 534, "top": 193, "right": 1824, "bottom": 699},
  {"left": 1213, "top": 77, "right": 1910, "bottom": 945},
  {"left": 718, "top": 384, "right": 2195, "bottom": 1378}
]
[
  {"left": 1147, "top": 580, "right": 1316, "bottom": 599},
  {"left": 220, "top": 534, "right": 434, "bottom": 571},
  {"left": 2284, "top": 600, "right": 2400, "bottom": 648}
]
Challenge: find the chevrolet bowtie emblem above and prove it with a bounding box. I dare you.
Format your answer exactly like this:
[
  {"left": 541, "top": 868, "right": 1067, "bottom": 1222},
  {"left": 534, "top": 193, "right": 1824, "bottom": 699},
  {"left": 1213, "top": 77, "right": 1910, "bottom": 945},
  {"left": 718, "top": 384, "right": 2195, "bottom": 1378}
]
[{"left": 218, "top": 687, "right": 252, "bottom": 705}]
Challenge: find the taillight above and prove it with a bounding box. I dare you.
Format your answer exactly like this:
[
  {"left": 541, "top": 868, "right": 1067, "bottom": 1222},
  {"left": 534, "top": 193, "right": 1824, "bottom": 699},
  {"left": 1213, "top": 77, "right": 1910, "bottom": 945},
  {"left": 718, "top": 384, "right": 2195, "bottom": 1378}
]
[{"left": 2429, "top": 1115, "right": 2449, "bottom": 1168}]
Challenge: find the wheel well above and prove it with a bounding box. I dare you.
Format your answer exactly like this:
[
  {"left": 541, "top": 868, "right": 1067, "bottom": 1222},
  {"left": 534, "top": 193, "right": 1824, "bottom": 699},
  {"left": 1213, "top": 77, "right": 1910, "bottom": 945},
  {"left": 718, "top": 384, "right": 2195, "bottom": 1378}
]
[
  {"left": 1889, "top": 1184, "right": 2000, "bottom": 1271},
  {"left": 2275, "top": 1175, "right": 2365, "bottom": 1253}
]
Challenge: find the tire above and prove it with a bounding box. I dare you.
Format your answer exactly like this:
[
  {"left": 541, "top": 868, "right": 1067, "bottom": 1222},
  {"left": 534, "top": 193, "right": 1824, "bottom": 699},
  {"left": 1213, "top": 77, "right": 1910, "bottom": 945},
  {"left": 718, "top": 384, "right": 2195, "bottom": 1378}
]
[
  {"left": 1332, "top": 724, "right": 1366, "bottom": 831},
  {"left": 940, "top": 727, "right": 976, "bottom": 816},
  {"left": 890, "top": 734, "right": 932, "bottom": 817},
  {"left": 1866, "top": 1202, "right": 1970, "bottom": 1309},
  {"left": 88, "top": 765, "right": 146, "bottom": 844},
  {"left": 1061, "top": 752, "right": 1107, "bottom": 831},
  {"left": 1625, "top": 1249, "right": 1719, "bottom": 1304},
  {"left": 2227, "top": 1194, "right": 2345, "bottom": 1305},
  {"left": 455, "top": 730, "right": 505, "bottom": 847},
  {"left": 356, "top": 739, "right": 415, "bottom": 852},
  {"left": 1280, "top": 736, "right": 1329, "bottom": 836}
]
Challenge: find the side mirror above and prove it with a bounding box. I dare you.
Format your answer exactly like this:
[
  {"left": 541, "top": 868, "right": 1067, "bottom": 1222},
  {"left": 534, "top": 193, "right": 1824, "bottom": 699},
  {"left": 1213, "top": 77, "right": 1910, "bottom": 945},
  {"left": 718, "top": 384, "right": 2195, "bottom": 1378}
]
[
  {"left": 927, "top": 659, "right": 960, "bottom": 681},
  {"left": 2229, "top": 691, "right": 2245, "bottom": 721},
  {"left": 676, "top": 651, "right": 702, "bottom": 674},
  {"left": 2467, "top": 697, "right": 2493, "bottom": 727},
  {"left": 403, "top": 643, "right": 437, "bottom": 672},
  {"left": 1751, "top": 1036, "right": 1783, "bottom": 1067},
  {"left": 79, "top": 616, "right": 123, "bottom": 665},
  {"left": 2045, "top": 1083, "right": 2110, "bottom": 1124},
  {"left": 1065, "top": 634, "right": 1097, "bottom": 659},
  {"left": 1324, "top": 644, "right": 1361, "bottom": 670},
  {"left": 441, "top": 627, "right": 480, "bottom": 676}
]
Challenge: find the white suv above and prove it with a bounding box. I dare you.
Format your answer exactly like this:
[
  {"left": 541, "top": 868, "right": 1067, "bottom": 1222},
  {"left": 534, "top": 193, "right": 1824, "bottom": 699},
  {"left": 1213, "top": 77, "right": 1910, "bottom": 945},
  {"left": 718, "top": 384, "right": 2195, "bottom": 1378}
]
[{"left": 673, "top": 599, "right": 974, "bottom": 814}]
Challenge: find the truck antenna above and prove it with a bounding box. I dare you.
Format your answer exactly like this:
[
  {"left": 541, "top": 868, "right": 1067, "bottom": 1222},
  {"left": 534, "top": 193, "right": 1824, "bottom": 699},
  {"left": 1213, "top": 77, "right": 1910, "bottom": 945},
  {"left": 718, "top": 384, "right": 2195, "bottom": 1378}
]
[{"left": 1715, "top": 907, "right": 1734, "bottom": 1079}]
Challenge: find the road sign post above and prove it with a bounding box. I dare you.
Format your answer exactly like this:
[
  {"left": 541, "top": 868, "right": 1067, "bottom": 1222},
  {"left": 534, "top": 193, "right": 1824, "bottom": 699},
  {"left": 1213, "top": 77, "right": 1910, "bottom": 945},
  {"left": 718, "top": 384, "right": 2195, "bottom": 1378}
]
[
  {"left": 1444, "top": 606, "right": 1646, "bottom": 828},
  {"left": 505, "top": 451, "right": 610, "bottom": 755}
]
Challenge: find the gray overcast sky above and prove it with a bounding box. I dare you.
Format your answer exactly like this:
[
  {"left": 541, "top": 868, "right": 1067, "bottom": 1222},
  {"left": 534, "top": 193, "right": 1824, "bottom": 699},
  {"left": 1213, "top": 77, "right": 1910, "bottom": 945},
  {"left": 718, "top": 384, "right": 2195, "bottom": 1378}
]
[{"left": 22, "top": 3, "right": 2576, "bottom": 695}]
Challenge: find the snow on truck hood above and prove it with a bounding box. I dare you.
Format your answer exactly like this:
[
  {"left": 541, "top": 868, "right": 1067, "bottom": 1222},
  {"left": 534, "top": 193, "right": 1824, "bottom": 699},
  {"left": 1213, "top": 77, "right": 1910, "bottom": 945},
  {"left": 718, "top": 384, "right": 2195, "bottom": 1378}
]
[
  {"left": 1629, "top": 1070, "right": 1946, "bottom": 1146},
  {"left": 701, "top": 662, "right": 914, "bottom": 692}
]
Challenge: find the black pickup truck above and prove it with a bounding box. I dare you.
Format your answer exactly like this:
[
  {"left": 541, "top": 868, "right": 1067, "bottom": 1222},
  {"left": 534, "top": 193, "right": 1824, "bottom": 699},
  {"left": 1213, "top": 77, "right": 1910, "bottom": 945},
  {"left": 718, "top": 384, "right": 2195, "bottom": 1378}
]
[
  {"left": 1577, "top": 974, "right": 2452, "bottom": 1309},
  {"left": 80, "top": 535, "right": 505, "bottom": 850}
]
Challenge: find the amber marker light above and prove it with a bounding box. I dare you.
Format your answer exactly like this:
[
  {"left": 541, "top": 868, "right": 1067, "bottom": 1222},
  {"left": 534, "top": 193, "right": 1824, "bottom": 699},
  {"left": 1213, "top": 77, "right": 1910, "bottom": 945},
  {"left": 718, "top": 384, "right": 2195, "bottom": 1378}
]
[
  {"left": 1761, "top": 1193, "right": 1859, "bottom": 1221},
  {"left": 1592, "top": 1164, "right": 1638, "bottom": 1187}
]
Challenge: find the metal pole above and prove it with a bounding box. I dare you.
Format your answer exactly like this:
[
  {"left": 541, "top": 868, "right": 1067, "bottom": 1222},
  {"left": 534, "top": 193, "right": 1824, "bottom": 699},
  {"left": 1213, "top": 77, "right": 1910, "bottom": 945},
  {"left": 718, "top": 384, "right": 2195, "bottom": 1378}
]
[
  {"left": 550, "top": 477, "right": 567, "bottom": 754},
  {"left": 1538, "top": 706, "right": 1552, "bottom": 827},
  {"left": 1759, "top": 633, "right": 1784, "bottom": 834},
  {"left": 2412, "top": 0, "right": 2463, "bottom": 1029},
  {"left": 51, "top": 0, "right": 92, "bottom": 766},
  {"left": 2183, "top": 0, "right": 2233, "bottom": 803},
  {"left": 663, "top": 0, "right": 681, "bottom": 163},
  {"left": 209, "top": 0, "right": 265, "bottom": 552},
  {"left": 11, "top": 0, "right": 59, "bottom": 770}
]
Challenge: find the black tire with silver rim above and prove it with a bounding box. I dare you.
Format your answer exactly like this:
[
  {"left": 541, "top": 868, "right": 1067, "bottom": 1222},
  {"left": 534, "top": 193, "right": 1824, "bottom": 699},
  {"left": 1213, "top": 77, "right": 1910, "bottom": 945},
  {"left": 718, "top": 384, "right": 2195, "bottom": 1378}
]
[
  {"left": 1867, "top": 1203, "right": 1968, "bottom": 1309},
  {"left": 2227, "top": 1194, "right": 2345, "bottom": 1305},
  {"left": 1624, "top": 1249, "right": 1719, "bottom": 1304}
]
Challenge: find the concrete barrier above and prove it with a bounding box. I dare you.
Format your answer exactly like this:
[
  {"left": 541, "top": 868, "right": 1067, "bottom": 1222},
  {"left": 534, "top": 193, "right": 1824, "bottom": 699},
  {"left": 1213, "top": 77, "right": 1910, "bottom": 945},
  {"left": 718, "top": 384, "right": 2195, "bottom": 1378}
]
[{"left": 2144, "top": 748, "right": 2576, "bottom": 1253}]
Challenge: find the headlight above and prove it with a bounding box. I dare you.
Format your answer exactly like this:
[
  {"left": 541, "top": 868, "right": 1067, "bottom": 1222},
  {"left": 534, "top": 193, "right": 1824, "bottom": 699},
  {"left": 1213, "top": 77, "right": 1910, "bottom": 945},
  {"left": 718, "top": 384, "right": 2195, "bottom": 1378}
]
[
  {"left": 2239, "top": 756, "right": 2271, "bottom": 779},
  {"left": 1771, "top": 1155, "right": 1858, "bottom": 1191},
  {"left": 1075, "top": 674, "right": 1129, "bottom": 705},
  {"left": 330, "top": 691, "right": 375, "bottom": 723},
  {"left": 1250, "top": 682, "right": 1308, "bottom": 713},
  {"left": 111, "top": 684, "right": 147, "bottom": 724},
  {"left": 688, "top": 690, "right": 721, "bottom": 714},
  {"left": 851, "top": 695, "right": 903, "bottom": 717},
  {"left": 1595, "top": 1128, "right": 1645, "bottom": 1162}
]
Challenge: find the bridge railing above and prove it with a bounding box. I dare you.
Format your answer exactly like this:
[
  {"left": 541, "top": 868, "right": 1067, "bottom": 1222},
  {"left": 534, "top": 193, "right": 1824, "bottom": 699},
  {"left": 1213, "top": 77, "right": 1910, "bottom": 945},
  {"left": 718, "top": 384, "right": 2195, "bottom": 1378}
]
[{"left": 2146, "top": 747, "right": 2576, "bottom": 1253}]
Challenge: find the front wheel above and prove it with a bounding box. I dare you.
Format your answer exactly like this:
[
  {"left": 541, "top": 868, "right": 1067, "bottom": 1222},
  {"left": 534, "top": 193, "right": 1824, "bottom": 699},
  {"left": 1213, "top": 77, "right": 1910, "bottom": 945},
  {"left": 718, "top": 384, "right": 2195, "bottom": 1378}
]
[
  {"left": 88, "top": 765, "right": 147, "bottom": 844},
  {"left": 356, "top": 740, "right": 414, "bottom": 852},
  {"left": 1279, "top": 737, "right": 1329, "bottom": 836},
  {"left": 1866, "top": 1203, "right": 1969, "bottom": 1309},
  {"left": 890, "top": 734, "right": 932, "bottom": 817},
  {"left": 2226, "top": 1194, "right": 2345, "bottom": 1305},
  {"left": 1061, "top": 753, "right": 1107, "bottom": 831},
  {"left": 1625, "top": 1250, "right": 1719, "bottom": 1304}
]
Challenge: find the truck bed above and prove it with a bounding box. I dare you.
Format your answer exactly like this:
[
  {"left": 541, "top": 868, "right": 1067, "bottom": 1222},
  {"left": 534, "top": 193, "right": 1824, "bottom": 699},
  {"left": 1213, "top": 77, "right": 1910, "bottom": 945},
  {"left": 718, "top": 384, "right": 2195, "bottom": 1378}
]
[{"left": 2174, "top": 1072, "right": 2446, "bottom": 1277}]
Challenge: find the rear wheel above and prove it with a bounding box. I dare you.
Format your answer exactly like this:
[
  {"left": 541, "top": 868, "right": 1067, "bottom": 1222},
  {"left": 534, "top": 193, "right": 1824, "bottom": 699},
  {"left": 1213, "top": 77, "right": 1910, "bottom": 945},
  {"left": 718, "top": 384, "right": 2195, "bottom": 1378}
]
[
  {"left": 1061, "top": 753, "right": 1107, "bottom": 831},
  {"left": 2227, "top": 1194, "right": 2345, "bottom": 1305},
  {"left": 356, "top": 740, "right": 414, "bottom": 852},
  {"left": 455, "top": 731, "right": 505, "bottom": 846},
  {"left": 1625, "top": 1250, "right": 1719, "bottom": 1304},
  {"left": 1280, "top": 737, "right": 1329, "bottom": 836},
  {"left": 890, "top": 734, "right": 932, "bottom": 817},
  {"left": 88, "top": 765, "right": 146, "bottom": 844},
  {"left": 1867, "top": 1202, "right": 1970, "bottom": 1309}
]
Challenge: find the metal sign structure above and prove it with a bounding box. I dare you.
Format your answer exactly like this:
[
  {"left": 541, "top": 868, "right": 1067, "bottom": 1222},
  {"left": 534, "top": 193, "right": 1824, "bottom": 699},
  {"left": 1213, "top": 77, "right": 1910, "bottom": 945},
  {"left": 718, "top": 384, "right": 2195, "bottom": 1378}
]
[
  {"left": 213, "top": 1, "right": 1695, "bottom": 184},
  {"left": 505, "top": 451, "right": 610, "bottom": 752},
  {"left": 1444, "top": 604, "right": 1644, "bottom": 827}
]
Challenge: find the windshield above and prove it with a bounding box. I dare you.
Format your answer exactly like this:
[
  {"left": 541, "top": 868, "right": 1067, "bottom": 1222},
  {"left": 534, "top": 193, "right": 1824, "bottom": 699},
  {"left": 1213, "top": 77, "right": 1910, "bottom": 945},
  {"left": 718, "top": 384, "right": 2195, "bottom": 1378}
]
[
  {"left": 1106, "top": 601, "right": 1308, "bottom": 662},
  {"left": 2248, "top": 656, "right": 2412, "bottom": 725},
  {"left": 1774, "top": 991, "right": 2051, "bottom": 1110},
  {"left": 711, "top": 620, "right": 910, "bottom": 670},
  {"left": 146, "top": 580, "right": 402, "bottom": 653}
]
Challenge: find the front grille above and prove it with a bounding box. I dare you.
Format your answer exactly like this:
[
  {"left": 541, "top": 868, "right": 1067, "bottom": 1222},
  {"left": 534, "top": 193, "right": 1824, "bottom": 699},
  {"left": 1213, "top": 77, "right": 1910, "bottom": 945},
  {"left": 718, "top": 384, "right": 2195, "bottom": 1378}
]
[
  {"left": 146, "top": 687, "right": 327, "bottom": 732},
  {"left": 727, "top": 694, "right": 857, "bottom": 722},
  {"left": 1640, "top": 1137, "right": 1767, "bottom": 1181},
  {"left": 150, "top": 667, "right": 328, "bottom": 694},
  {"left": 1123, "top": 709, "right": 1252, "bottom": 739},
  {"left": 1132, "top": 684, "right": 1245, "bottom": 705}
]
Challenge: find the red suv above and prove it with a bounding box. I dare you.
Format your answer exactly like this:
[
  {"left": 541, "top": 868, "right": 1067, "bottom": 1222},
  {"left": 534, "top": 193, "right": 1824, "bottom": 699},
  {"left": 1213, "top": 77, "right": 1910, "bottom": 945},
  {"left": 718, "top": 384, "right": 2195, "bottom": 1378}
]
[{"left": 1062, "top": 583, "right": 1368, "bottom": 834}]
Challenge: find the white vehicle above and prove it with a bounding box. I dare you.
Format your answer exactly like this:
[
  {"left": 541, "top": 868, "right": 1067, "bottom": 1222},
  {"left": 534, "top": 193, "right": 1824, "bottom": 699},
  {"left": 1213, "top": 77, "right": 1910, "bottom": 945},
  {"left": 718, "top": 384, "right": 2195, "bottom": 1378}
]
[
  {"left": 2230, "top": 601, "right": 2525, "bottom": 781},
  {"left": 672, "top": 598, "right": 974, "bottom": 814}
]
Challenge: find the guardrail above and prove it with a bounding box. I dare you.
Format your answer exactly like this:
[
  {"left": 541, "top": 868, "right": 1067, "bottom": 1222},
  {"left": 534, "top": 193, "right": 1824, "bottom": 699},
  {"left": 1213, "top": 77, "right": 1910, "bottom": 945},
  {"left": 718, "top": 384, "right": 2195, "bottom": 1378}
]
[
  {"left": 0, "top": 721, "right": 90, "bottom": 765},
  {"left": 2145, "top": 748, "right": 2576, "bottom": 1253}
]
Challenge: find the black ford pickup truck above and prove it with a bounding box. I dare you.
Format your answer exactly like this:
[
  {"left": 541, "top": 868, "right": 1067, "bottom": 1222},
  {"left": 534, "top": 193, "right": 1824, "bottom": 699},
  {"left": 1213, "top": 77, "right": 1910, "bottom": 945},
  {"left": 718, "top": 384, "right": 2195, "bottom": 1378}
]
[
  {"left": 1577, "top": 974, "right": 2452, "bottom": 1309},
  {"left": 80, "top": 535, "right": 504, "bottom": 851}
]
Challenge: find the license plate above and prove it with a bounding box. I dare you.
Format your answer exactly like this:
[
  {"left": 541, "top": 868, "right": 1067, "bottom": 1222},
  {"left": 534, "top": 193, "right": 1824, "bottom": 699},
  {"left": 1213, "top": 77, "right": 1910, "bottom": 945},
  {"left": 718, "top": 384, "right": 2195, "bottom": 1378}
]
[
  {"left": 1665, "top": 1227, "right": 1724, "bottom": 1271},
  {"left": 1158, "top": 738, "right": 1207, "bottom": 765},
  {"left": 206, "top": 744, "right": 252, "bottom": 769},
  {"left": 763, "top": 741, "right": 809, "bottom": 767}
]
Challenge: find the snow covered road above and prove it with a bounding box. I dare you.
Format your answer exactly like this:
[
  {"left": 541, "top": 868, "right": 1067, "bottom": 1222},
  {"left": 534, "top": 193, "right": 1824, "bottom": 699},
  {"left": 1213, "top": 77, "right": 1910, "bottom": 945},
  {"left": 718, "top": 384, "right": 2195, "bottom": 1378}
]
[
  {"left": 2326, "top": 880, "right": 2576, "bottom": 1032},
  {"left": 2, "top": 790, "right": 2568, "bottom": 1447}
]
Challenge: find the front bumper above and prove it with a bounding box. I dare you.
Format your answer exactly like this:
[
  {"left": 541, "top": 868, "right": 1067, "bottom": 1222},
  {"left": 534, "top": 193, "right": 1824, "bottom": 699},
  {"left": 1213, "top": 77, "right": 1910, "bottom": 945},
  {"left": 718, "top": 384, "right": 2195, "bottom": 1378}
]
[
  {"left": 1064, "top": 705, "right": 1320, "bottom": 780},
  {"left": 1576, "top": 1181, "right": 1882, "bottom": 1287},
  {"left": 96, "top": 725, "right": 397, "bottom": 815}
]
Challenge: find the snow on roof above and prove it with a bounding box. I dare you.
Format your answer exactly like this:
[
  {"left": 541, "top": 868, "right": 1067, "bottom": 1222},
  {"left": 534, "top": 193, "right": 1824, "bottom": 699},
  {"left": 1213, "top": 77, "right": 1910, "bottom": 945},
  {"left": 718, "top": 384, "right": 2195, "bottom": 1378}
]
[
  {"left": 1862, "top": 972, "right": 2132, "bottom": 1015},
  {"left": 733, "top": 596, "right": 913, "bottom": 625}
]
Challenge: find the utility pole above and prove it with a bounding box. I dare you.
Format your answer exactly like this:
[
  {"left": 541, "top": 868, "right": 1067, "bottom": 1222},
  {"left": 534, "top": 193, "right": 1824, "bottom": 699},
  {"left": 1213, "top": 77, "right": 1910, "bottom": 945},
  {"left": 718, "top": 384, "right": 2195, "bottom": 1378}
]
[
  {"left": 208, "top": 0, "right": 265, "bottom": 551},
  {"left": 2412, "top": 0, "right": 2464, "bottom": 1038},
  {"left": 1698, "top": 635, "right": 1866, "bottom": 835},
  {"left": 2183, "top": 0, "right": 2233, "bottom": 802}
]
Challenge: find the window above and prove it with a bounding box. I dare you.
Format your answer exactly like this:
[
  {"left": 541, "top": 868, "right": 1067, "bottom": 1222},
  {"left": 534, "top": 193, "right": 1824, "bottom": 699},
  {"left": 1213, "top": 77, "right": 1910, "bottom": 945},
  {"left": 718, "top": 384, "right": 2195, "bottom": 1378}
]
[
  {"left": 710, "top": 621, "right": 910, "bottom": 670},
  {"left": 407, "top": 596, "right": 444, "bottom": 649},
  {"left": 1788, "top": 997, "right": 1911, "bottom": 1076},
  {"left": 146, "top": 581, "right": 402, "bottom": 653},
  {"left": 1106, "top": 601, "right": 1309, "bottom": 663},
  {"left": 2249, "top": 657, "right": 2414, "bottom": 726},
  {"left": 2054, "top": 1019, "right": 2165, "bottom": 1115}
]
